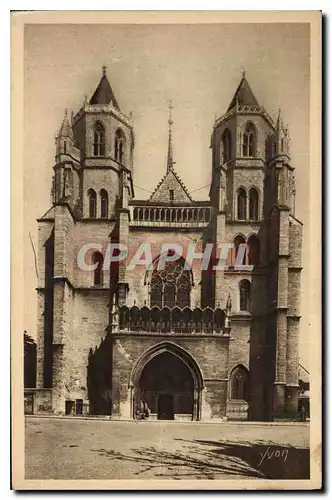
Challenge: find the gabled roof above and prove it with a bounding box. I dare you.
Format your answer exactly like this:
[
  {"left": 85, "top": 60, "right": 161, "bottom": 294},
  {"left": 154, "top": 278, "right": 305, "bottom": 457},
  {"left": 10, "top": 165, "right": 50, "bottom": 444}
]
[
  {"left": 149, "top": 169, "right": 193, "bottom": 204},
  {"left": 227, "top": 74, "right": 259, "bottom": 111},
  {"left": 89, "top": 66, "right": 120, "bottom": 110}
]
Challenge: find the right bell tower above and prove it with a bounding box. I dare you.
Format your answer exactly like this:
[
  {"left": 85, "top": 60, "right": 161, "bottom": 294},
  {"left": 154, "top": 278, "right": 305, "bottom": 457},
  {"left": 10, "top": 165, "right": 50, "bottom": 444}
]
[{"left": 209, "top": 72, "right": 303, "bottom": 421}]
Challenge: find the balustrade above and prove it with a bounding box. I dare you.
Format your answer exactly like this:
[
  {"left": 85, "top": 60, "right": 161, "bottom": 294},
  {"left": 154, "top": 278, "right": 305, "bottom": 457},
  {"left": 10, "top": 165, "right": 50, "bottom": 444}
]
[
  {"left": 131, "top": 206, "right": 211, "bottom": 226},
  {"left": 117, "top": 305, "right": 225, "bottom": 334}
]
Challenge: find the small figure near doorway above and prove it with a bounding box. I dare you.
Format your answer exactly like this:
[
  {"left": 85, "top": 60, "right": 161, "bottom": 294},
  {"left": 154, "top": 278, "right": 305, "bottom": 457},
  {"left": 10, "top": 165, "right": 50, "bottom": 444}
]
[
  {"left": 135, "top": 400, "right": 150, "bottom": 421},
  {"left": 135, "top": 405, "right": 142, "bottom": 421},
  {"left": 143, "top": 401, "right": 150, "bottom": 419},
  {"left": 300, "top": 405, "right": 306, "bottom": 422}
]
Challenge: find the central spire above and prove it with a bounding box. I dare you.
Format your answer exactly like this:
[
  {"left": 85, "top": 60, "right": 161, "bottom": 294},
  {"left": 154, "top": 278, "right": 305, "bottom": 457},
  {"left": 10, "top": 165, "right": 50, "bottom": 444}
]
[{"left": 167, "top": 100, "right": 176, "bottom": 173}]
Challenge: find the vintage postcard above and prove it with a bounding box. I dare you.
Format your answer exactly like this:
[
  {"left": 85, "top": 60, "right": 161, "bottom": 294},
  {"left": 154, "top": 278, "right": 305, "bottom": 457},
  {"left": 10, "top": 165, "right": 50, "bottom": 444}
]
[{"left": 11, "top": 11, "right": 322, "bottom": 490}]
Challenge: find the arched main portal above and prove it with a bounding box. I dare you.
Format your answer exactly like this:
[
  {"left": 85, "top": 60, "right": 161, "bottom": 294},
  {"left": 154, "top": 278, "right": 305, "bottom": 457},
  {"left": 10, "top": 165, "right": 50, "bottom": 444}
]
[{"left": 130, "top": 342, "right": 204, "bottom": 421}]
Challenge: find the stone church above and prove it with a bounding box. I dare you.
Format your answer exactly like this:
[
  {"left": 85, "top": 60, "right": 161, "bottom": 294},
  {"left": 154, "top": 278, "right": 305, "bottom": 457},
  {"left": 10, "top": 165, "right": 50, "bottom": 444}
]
[{"left": 35, "top": 67, "right": 303, "bottom": 421}]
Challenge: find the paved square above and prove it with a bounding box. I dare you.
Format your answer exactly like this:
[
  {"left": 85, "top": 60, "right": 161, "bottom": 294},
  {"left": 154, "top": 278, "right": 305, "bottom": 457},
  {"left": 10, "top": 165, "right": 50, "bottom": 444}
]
[{"left": 25, "top": 418, "right": 310, "bottom": 480}]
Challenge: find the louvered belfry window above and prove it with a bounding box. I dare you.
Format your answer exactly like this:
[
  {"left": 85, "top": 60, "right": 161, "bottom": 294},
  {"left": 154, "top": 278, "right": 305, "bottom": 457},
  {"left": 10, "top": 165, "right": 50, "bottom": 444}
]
[{"left": 93, "top": 123, "right": 105, "bottom": 156}]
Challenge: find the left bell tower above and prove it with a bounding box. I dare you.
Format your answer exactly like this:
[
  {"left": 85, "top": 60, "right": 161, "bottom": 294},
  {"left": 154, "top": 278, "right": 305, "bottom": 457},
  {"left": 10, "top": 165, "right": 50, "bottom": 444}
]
[
  {"left": 71, "top": 66, "right": 134, "bottom": 220},
  {"left": 36, "top": 66, "right": 135, "bottom": 416}
]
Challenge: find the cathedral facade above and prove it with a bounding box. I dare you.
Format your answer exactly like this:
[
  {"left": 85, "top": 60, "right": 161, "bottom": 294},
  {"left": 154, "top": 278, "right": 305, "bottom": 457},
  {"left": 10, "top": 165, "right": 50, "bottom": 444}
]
[{"left": 35, "top": 68, "right": 303, "bottom": 421}]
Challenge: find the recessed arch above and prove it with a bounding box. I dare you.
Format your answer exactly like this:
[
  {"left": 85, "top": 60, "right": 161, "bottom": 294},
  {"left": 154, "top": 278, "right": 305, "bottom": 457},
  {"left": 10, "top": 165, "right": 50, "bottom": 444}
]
[
  {"left": 247, "top": 234, "right": 260, "bottom": 266},
  {"left": 93, "top": 121, "right": 105, "bottom": 157},
  {"left": 131, "top": 343, "right": 204, "bottom": 421},
  {"left": 130, "top": 341, "right": 204, "bottom": 420},
  {"left": 229, "top": 363, "right": 249, "bottom": 377},
  {"left": 99, "top": 189, "right": 108, "bottom": 219},
  {"left": 249, "top": 187, "right": 259, "bottom": 221},
  {"left": 242, "top": 121, "right": 257, "bottom": 157},
  {"left": 130, "top": 341, "right": 204, "bottom": 390},
  {"left": 114, "top": 128, "right": 125, "bottom": 163},
  {"left": 233, "top": 233, "right": 246, "bottom": 266},
  {"left": 233, "top": 232, "right": 247, "bottom": 242},
  {"left": 229, "top": 364, "right": 249, "bottom": 401},
  {"left": 237, "top": 187, "right": 247, "bottom": 220},
  {"left": 87, "top": 188, "right": 97, "bottom": 218}
]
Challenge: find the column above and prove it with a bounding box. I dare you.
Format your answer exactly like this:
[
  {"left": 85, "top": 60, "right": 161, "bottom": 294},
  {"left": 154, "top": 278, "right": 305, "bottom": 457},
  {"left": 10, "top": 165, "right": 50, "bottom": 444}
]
[
  {"left": 285, "top": 317, "right": 300, "bottom": 415},
  {"left": 273, "top": 309, "right": 287, "bottom": 416},
  {"left": 117, "top": 209, "right": 130, "bottom": 307}
]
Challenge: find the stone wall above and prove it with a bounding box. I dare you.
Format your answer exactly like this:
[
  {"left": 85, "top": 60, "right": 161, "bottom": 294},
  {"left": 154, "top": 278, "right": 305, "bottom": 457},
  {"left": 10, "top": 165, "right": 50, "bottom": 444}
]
[
  {"left": 82, "top": 168, "right": 119, "bottom": 219},
  {"left": 228, "top": 318, "right": 250, "bottom": 374},
  {"left": 125, "top": 229, "right": 203, "bottom": 308},
  {"left": 71, "top": 220, "right": 115, "bottom": 288},
  {"left": 111, "top": 334, "right": 230, "bottom": 420}
]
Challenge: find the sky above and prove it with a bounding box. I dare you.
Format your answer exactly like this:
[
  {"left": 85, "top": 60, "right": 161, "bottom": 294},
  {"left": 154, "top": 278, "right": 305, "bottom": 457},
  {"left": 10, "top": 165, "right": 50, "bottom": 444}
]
[{"left": 24, "top": 22, "right": 310, "bottom": 366}]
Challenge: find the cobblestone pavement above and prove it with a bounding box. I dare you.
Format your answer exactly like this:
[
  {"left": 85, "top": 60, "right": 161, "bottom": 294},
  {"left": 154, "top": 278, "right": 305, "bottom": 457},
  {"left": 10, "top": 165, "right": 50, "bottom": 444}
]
[{"left": 25, "top": 418, "right": 310, "bottom": 480}]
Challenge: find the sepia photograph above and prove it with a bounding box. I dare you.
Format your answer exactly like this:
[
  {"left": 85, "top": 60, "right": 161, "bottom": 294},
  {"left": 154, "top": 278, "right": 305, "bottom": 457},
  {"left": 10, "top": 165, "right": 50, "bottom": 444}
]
[{"left": 11, "top": 11, "right": 321, "bottom": 490}]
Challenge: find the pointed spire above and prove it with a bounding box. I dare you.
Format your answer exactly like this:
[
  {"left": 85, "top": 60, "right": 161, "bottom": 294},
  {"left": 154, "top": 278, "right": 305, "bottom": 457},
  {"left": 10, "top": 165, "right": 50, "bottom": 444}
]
[
  {"left": 276, "top": 108, "right": 282, "bottom": 133},
  {"left": 274, "top": 108, "right": 290, "bottom": 156},
  {"left": 58, "top": 108, "right": 73, "bottom": 140},
  {"left": 89, "top": 66, "right": 120, "bottom": 110},
  {"left": 227, "top": 73, "right": 259, "bottom": 111},
  {"left": 166, "top": 100, "right": 176, "bottom": 173}
]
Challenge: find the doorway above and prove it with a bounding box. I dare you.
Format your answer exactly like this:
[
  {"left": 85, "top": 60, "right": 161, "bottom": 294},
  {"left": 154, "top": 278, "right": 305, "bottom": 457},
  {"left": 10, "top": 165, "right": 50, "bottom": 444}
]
[
  {"left": 132, "top": 342, "right": 204, "bottom": 421},
  {"left": 137, "top": 351, "right": 194, "bottom": 420},
  {"left": 158, "top": 394, "right": 174, "bottom": 420},
  {"left": 65, "top": 400, "right": 75, "bottom": 415}
]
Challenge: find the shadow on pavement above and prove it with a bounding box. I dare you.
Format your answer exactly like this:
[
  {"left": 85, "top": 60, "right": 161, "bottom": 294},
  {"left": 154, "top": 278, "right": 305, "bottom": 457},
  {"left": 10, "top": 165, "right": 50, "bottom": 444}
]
[
  {"left": 93, "top": 438, "right": 310, "bottom": 479},
  {"left": 184, "top": 439, "right": 310, "bottom": 480}
]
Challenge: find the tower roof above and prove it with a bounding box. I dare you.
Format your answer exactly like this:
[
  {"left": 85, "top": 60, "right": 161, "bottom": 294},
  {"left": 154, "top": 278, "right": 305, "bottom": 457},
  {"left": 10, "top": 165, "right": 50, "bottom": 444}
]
[
  {"left": 89, "top": 66, "right": 120, "bottom": 110},
  {"left": 58, "top": 109, "right": 73, "bottom": 140},
  {"left": 227, "top": 73, "right": 259, "bottom": 111}
]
